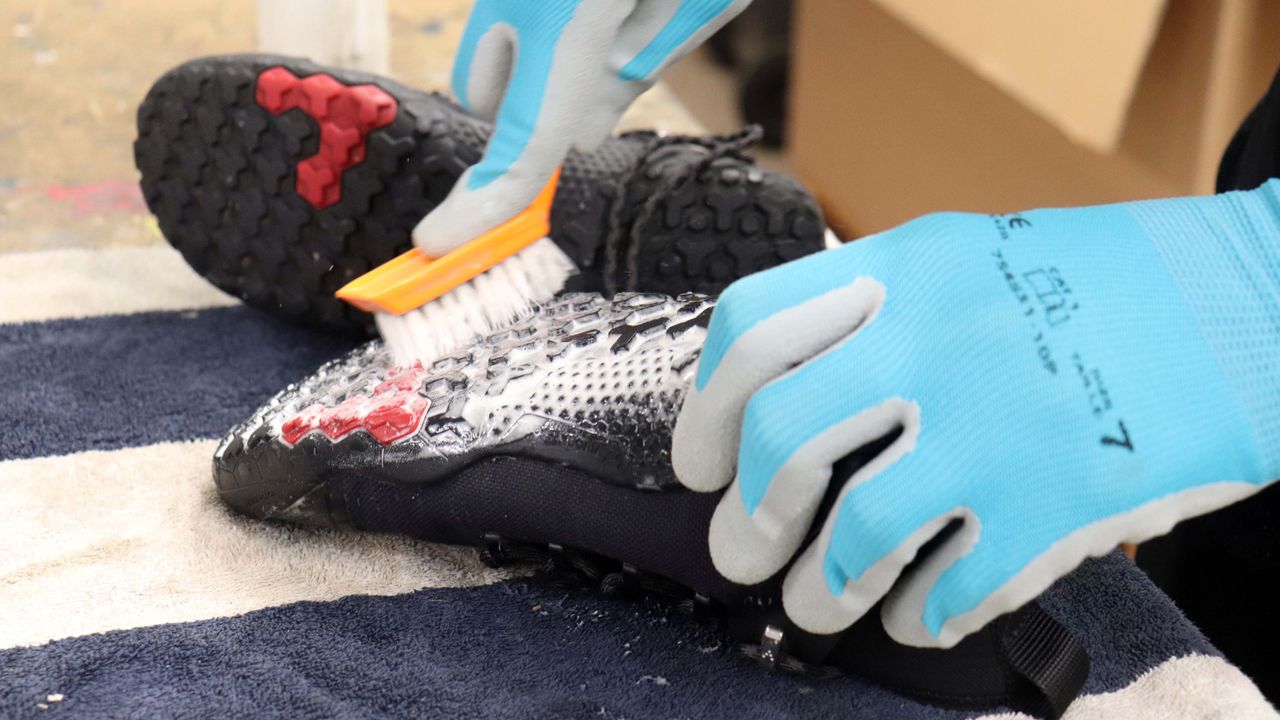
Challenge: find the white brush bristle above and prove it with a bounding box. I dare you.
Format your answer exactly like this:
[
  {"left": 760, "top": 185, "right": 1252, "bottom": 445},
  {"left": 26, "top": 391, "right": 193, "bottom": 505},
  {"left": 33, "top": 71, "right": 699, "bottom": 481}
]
[{"left": 376, "top": 237, "right": 576, "bottom": 365}]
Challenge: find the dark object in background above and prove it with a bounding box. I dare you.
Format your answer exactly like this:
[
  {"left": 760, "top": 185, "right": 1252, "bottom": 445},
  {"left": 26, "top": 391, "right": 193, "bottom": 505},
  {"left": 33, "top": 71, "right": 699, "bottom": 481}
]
[
  {"left": 1138, "top": 64, "right": 1280, "bottom": 704},
  {"left": 1217, "top": 65, "right": 1280, "bottom": 193},
  {"left": 709, "top": 1, "right": 793, "bottom": 148}
]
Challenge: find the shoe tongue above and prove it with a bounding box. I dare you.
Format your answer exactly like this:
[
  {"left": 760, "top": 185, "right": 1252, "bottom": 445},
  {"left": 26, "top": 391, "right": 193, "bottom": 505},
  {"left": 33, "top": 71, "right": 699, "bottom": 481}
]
[
  {"left": 642, "top": 143, "right": 715, "bottom": 180},
  {"left": 636, "top": 126, "right": 764, "bottom": 180}
]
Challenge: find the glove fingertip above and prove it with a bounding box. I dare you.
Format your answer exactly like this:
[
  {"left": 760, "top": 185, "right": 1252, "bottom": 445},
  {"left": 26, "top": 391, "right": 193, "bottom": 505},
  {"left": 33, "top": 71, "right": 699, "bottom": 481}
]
[
  {"left": 708, "top": 485, "right": 797, "bottom": 584},
  {"left": 411, "top": 204, "right": 463, "bottom": 258},
  {"left": 670, "top": 399, "right": 732, "bottom": 489},
  {"left": 670, "top": 418, "right": 733, "bottom": 492}
]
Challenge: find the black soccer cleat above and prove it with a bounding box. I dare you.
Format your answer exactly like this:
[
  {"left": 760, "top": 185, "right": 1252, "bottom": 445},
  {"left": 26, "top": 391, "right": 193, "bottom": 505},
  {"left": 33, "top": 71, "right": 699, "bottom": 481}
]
[
  {"left": 213, "top": 292, "right": 1088, "bottom": 719},
  {"left": 134, "top": 55, "right": 827, "bottom": 333}
]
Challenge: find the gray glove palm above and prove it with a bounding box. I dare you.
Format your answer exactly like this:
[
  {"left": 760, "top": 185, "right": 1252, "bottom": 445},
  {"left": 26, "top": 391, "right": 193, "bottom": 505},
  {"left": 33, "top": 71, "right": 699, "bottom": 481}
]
[{"left": 413, "top": 0, "right": 750, "bottom": 257}]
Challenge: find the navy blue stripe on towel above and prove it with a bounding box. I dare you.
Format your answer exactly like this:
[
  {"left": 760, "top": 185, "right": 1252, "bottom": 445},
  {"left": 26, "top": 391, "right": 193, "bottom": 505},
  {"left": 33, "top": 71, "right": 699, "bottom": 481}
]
[
  {"left": 0, "top": 307, "right": 357, "bottom": 460},
  {"left": 0, "top": 555, "right": 1217, "bottom": 719}
]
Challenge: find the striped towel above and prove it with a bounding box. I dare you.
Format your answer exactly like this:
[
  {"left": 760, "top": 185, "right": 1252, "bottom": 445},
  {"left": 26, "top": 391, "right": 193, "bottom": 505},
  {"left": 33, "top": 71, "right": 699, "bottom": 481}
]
[{"left": 0, "top": 244, "right": 1275, "bottom": 719}]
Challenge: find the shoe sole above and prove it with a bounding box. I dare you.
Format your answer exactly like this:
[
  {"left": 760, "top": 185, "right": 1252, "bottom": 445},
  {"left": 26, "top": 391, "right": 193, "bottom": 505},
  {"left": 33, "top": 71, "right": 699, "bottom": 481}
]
[{"left": 135, "top": 54, "right": 825, "bottom": 333}]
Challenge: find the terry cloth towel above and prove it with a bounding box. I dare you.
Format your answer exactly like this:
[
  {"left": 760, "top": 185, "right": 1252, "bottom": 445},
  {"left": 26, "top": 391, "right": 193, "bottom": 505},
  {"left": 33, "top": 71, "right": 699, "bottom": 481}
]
[{"left": 0, "top": 245, "right": 1276, "bottom": 719}]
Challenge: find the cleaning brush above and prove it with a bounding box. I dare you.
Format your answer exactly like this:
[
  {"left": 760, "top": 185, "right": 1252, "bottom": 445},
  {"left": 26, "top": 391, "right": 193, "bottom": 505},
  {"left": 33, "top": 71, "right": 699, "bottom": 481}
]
[{"left": 337, "top": 168, "right": 574, "bottom": 364}]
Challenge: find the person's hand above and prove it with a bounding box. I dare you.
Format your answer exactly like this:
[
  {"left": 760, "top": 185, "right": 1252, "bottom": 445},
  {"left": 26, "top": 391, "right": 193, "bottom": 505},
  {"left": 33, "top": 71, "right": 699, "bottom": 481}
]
[
  {"left": 412, "top": 0, "right": 749, "bottom": 256},
  {"left": 673, "top": 181, "right": 1280, "bottom": 648}
]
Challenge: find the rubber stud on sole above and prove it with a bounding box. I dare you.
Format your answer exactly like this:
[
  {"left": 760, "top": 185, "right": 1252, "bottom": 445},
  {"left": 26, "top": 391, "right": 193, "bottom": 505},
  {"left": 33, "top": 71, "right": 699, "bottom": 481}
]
[{"left": 255, "top": 66, "right": 397, "bottom": 208}]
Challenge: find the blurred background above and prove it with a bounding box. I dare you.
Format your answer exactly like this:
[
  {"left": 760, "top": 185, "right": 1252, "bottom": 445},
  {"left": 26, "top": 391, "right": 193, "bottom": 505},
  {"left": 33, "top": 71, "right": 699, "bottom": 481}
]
[{"left": 4, "top": 0, "right": 1280, "bottom": 254}]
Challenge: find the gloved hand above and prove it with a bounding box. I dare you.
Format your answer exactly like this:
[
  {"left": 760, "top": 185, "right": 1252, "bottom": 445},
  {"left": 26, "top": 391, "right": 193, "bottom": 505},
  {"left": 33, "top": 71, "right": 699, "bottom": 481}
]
[
  {"left": 413, "top": 0, "right": 749, "bottom": 256},
  {"left": 673, "top": 180, "right": 1280, "bottom": 648}
]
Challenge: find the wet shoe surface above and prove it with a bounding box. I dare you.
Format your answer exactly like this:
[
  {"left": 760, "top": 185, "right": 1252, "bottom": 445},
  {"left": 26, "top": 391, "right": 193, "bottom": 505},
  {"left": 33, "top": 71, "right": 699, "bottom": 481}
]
[
  {"left": 135, "top": 55, "right": 826, "bottom": 332},
  {"left": 215, "top": 292, "right": 712, "bottom": 523}
]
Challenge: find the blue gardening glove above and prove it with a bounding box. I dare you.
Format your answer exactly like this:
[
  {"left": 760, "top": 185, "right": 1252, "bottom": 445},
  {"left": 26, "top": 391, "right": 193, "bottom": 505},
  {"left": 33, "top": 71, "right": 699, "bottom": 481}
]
[
  {"left": 673, "top": 180, "right": 1280, "bottom": 648},
  {"left": 412, "top": 0, "right": 749, "bottom": 256}
]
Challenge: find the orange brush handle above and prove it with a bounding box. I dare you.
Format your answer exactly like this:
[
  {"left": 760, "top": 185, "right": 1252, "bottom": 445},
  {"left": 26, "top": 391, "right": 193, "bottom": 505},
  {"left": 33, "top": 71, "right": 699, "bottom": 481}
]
[{"left": 336, "top": 167, "right": 562, "bottom": 315}]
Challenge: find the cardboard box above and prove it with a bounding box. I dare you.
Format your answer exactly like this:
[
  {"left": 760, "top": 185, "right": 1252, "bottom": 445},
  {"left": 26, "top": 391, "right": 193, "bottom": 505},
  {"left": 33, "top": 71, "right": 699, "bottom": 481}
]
[{"left": 790, "top": 0, "right": 1280, "bottom": 236}]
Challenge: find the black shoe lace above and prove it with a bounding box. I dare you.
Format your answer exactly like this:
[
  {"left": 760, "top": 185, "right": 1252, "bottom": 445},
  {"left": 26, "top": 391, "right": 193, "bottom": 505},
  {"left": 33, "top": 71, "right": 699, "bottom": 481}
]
[{"left": 600, "top": 125, "right": 765, "bottom": 295}]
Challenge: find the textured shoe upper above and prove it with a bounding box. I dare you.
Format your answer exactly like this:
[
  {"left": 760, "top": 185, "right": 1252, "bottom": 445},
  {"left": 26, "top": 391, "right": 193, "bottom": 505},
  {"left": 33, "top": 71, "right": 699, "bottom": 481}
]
[{"left": 214, "top": 292, "right": 714, "bottom": 508}]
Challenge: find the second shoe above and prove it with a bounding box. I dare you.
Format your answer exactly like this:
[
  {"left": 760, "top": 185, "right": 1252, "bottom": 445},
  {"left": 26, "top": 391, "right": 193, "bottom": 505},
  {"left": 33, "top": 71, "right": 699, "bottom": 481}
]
[{"left": 134, "top": 55, "right": 829, "bottom": 332}]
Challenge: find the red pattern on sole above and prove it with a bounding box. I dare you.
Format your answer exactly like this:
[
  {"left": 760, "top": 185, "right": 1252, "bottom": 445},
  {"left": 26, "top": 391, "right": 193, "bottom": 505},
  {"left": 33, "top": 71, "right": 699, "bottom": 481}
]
[
  {"left": 255, "top": 66, "right": 397, "bottom": 209},
  {"left": 281, "top": 364, "right": 431, "bottom": 446}
]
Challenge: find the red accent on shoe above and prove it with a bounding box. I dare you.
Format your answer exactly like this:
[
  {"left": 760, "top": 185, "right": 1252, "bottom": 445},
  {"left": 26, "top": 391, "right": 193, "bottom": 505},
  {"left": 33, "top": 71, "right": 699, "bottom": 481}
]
[
  {"left": 281, "top": 364, "right": 430, "bottom": 446},
  {"left": 281, "top": 404, "right": 327, "bottom": 445},
  {"left": 255, "top": 66, "right": 397, "bottom": 209},
  {"left": 365, "top": 401, "right": 427, "bottom": 445}
]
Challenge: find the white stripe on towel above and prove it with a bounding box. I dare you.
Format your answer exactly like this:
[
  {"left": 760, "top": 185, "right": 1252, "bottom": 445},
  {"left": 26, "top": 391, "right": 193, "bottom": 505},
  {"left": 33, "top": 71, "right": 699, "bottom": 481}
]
[
  {"left": 0, "top": 245, "right": 237, "bottom": 324},
  {"left": 0, "top": 440, "right": 511, "bottom": 649},
  {"left": 982, "top": 653, "right": 1278, "bottom": 720}
]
